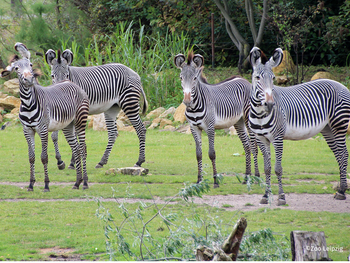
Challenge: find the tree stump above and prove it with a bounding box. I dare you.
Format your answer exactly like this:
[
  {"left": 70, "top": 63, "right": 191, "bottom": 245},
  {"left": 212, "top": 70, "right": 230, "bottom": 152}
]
[
  {"left": 195, "top": 217, "right": 247, "bottom": 261},
  {"left": 290, "top": 231, "right": 332, "bottom": 261}
]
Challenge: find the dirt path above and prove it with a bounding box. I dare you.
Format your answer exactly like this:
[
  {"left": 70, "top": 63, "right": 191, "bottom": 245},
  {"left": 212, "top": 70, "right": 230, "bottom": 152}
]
[{"left": 1, "top": 181, "right": 349, "bottom": 213}]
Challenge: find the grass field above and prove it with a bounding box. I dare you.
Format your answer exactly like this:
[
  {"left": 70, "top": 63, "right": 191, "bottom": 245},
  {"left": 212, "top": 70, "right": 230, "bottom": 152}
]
[{"left": 0, "top": 124, "right": 349, "bottom": 260}]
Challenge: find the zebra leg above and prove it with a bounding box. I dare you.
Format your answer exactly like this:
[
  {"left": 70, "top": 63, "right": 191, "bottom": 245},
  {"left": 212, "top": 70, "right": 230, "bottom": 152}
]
[
  {"left": 272, "top": 139, "right": 286, "bottom": 205},
  {"left": 51, "top": 131, "right": 65, "bottom": 170},
  {"left": 123, "top": 106, "right": 147, "bottom": 167},
  {"left": 75, "top": 104, "right": 89, "bottom": 190},
  {"left": 38, "top": 130, "right": 50, "bottom": 192},
  {"left": 234, "top": 119, "right": 252, "bottom": 183},
  {"left": 321, "top": 125, "right": 348, "bottom": 200},
  {"left": 257, "top": 137, "right": 272, "bottom": 204},
  {"left": 207, "top": 127, "right": 219, "bottom": 188},
  {"left": 95, "top": 108, "right": 120, "bottom": 168},
  {"left": 190, "top": 125, "right": 203, "bottom": 184},
  {"left": 62, "top": 124, "right": 83, "bottom": 189},
  {"left": 23, "top": 127, "right": 36, "bottom": 191}
]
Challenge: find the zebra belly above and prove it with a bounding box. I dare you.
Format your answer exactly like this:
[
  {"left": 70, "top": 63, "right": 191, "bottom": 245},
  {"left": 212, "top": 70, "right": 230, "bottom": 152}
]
[
  {"left": 284, "top": 121, "right": 328, "bottom": 140},
  {"left": 89, "top": 101, "right": 118, "bottom": 115},
  {"left": 48, "top": 119, "right": 74, "bottom": 132},
  {"left": 214, "top": 115, "right": 242, "bottom": 129}
]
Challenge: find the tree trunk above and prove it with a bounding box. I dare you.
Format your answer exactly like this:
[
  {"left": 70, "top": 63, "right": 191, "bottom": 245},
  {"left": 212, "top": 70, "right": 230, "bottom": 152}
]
[
  {"left": 195, "top": 217, "right": 247, "bottom": 261},
  {"left": 290, "top": 231, "right": 331, "bottom": 261}
]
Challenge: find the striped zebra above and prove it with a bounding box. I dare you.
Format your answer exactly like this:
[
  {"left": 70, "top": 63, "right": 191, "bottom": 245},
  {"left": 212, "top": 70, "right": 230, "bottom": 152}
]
[
  {"left": 174, "top": 52, "right": 259, "bottom": 187},
  {"left": 0, "top": 43, "right": 89, "bottom": 191},
  {"left": 45, "top": 49, "right": 148, "bottom": 169},
  {"left": 249, "top": 47, "right": 350, "bottom": 205}
]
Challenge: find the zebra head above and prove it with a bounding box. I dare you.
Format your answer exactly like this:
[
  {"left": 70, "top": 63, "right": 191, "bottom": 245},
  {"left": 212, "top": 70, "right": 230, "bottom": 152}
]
[
  {"left": 174, "top": 52, "right": 204, "bottom": 108},
  {"left": 1, "top": 43, "right": 35, "bottom": 86},
  {"left": 45, "top": 49, "right": 73, "bottom": 84},
  {"left": 249, "top": 47, "right": 283, "bottom": 114}
]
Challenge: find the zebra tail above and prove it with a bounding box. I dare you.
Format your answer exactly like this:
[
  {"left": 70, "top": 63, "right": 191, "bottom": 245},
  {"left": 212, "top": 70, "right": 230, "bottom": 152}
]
[{"left": 140, "top": 87, "right": 148, "bottom": 115}]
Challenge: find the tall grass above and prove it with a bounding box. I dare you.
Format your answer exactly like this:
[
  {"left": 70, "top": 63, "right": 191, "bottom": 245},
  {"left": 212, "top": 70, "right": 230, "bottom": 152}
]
[{"left": 63, "top": 21, "right": 193, "bottom": 110}]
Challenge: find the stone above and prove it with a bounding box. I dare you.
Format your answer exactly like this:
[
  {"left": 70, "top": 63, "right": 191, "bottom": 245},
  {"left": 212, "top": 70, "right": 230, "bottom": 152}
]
[
  {"left": 92, "top": 113, "right": 107, "bottom": 131},
  {"left": 159, "top": 119, "right": 172, "bottom": 129},
  {"left": 87, "top": 115, "right": 94, "bottom": 129},
  {"left": 0, "top": 114, "right": 2, "bottom": 123},
  {"left": 3, "top": 113, "right": 18, "bottom": 121},
  {"left": 116, "top": 120, "right": 125, "bottom": 129},
  {"left": 311, "top": 71, "right": 336, "bottom": 81},
  {"left": 176, "top": 124, "right": 192, "bottom": 134},
  {"left": 105, "top": 167, "right": 149, "bottom": 176},
  {"left": 3, "top": 79, "right": 20, "bottom": 96},
  {"left": 162, "top": 125, "right": 176, "bottom": 131},
  {"left": 117, "top": 110, "right": 131, "bottom": 125},
  {"left": 146, "top": 107, "right": 165, "bottom": 119},
  {"left": 119, "top": 125, "right": 135, "bottom": 132},
  {"left": 0, "top": 96, "right": 21, "bottom": 110},
  {"left": 0, "top": 92, "right": 7, "bottom": 98},
  {"left": 148, "top": 122, "right": 159, "bottom": 129},
  {"left": 173, "top": 103, "right": 187, "bottom": 123},
  {"left": 229, "top": 126, "right": 237, "bottom": 136},
  {"left": 272, "top": 50, "right": 296, "bottom": 75},
  {"left": 159, "top": 107, "right": 176, "bottom": 118}
]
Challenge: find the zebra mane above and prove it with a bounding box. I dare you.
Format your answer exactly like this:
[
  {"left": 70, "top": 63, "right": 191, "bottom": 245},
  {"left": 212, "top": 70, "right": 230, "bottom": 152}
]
[
  {"left": 215, "top": 75, "right": 242, "bottom": 85},
  {"left": 186, "top": 51, "right": 194, "bottom": 65},
  {"left": 57, "top": 49, "right": 62, "bottom": 64},
  {"left": 186, "top": 51, "right": 208, "bottom": 83},
  {"left": 260, "top": 50, "right": 268, "bottom": 64}
]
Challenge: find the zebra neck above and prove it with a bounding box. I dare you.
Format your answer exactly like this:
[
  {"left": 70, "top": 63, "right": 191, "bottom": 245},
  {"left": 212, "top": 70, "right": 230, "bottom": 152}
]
[
  {"left": 19, "top": 83, "right": 38, "bottom": 107},
  {"left": 19, "top": 83, "right": 43, "bottom": 126}
]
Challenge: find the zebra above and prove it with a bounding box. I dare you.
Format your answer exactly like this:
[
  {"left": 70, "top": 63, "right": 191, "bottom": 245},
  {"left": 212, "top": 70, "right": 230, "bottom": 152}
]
[
  {"left": 0, "top": 43, "right": 89, "bottom": 191},
  {"left": 45, "top": 49, "right": 148, "bottom": 169},
  {"left": 249, "top": 46, "right": 350, "bottom": 205},
  {"left": 174, "top": 52, "right": 259, "bottom": 187}
]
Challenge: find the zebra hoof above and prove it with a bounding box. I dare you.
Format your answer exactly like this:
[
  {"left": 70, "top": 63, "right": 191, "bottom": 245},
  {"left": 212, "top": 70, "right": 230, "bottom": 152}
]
[
  {"left": 83, "top": 185, "right": 89, "bottom": 190},
  {"left": 72, "top": 185, "right": 79, "bottom": 190},
  {"left": 27, "top": 187, "right": 33, "bottom": 192},
  {"left": 213, "top": 183, "right": 219, "bottom": 189},
  {"left": 58, "top": 162, "right": 65, "bottom": 170},
  {"left": 277, "top": 199, "right": 286, "bottom": 206},
  {"left": 43, "top": 188, "right": 50, "bottom": 193},
  {"left": 260, "top": 197, "right": 268, "bottom": 204},
  {"left": 95, "top": 163, "right": 103, "bottom": 169},
  {"left": 68, "top": 165, "right": 75, "bottom": 170},
  {"left": 334, "top": 192, "right": 346, "bottom": 200}
]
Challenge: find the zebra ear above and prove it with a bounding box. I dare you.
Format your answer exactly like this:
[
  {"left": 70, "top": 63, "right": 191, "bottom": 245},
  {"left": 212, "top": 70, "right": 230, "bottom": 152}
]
[
  {"left": 14, "top": 42, "right": 30, "bottom": 60},
  {"left": 249, "top": 47, "right": 262, "bottom": 67},
  {"left": 174, "top": 54, "right": 186, "bottom": 68},
  {"left": 62, "top": 49, "right": 74, "bottom": 65},
  {"left": 45, "top": 49, "right": 56, "bottom": 66},
  {"left": 1, "top": 69, "right": 12, "bottom": 78},
  {"left": 269, "top": 48, "right": 283, "bottom": 68},
  {"left": 193, "top": 54, "right": 204, "bottom": 68}
]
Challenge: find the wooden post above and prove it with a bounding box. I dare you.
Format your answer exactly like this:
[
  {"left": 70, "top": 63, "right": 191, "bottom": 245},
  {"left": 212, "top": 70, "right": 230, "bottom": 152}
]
[{"left": 290, "top": 231, "right": 331, "bottom": 261}]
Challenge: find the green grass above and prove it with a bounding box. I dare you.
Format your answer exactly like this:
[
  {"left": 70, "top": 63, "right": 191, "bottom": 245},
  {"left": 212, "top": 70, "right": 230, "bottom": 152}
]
[{"left": 0, "top": 124, "right": 349, "bottom": 260}]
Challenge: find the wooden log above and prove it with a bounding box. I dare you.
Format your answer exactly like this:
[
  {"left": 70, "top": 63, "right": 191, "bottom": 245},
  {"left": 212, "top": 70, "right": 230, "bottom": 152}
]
[
  {"left": 290, "top": 231, "right": 331, "bottom": 261},
  {"left": 195, "top": 217, "right": 247, "bottom": 261}
]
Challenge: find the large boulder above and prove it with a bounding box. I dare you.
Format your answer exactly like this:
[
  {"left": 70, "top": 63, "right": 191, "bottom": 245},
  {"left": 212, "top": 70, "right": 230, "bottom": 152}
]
[
  {"left": 310, "top": 71, "right": 336, "bottom": 81},
  {"left": 173, "top": 103, "right": 187, "bottom": 123},
  {"left": 3, "top": 79, "right": 20, "bottom": 96},
  {"left": 272, "top": 50, "right": 296, "bottom": 75},
  {"left": 146, "top": 107, "right": 165, "bottom": 119},
  {"left": 159, "top": 107, "right": 176, "bottom": 118},
  {"left": 0, "top": 96, "right": 21, "bottom": 110},
  {"left": 92, "top": 113, "right": 107, "bottom": 131}
]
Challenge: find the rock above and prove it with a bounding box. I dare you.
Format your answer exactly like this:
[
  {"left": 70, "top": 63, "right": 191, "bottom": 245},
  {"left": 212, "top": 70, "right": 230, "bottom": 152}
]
[
  {"left": 119, "top": 125, "right": 135, "bottom": 132},
  {"left": 159, "top": 118, "right": 172, "bottom": 129},
  {"left": 0, "top": 92, "right": 7, "bottom": 98},
  {"left": 3, "top": 79, "right": 20, "bottom": 96},
  {"left": 87, "top": 116, "right": 94, "bottom": 129},
  {"left": 311, "top": 71, "right": 336, "bottom": 81},
  {"left": 0, "top": 96, "right": 21, "bottom": 110},
  {"left": 105, "top": 167, "right": 149, "bottom": 176},
  {"left": 162, "top": 125, "right": 176, "bottom": 131},
  {"left": 146, "top": 107, "right": 165, "bottom": 119},
  {"left": 148, "top": 122, "right": 159, "bottom": 129},
  {"left": 92, "top": 113, "right": 107, "bottom": 131},
  {"left": 0, "top": 114, "right": 2, "bottom": 123},
  {"left": 229, "top": 126, "right": 237, "bottom": 136},
  {"left": 159, "top": 107, "right": 176, "bottom": 118},
  {"left": 116, "top": 120, "right": 125, "bottom": 129},
  {"left": 332, "top": 178, "right": 350, "bottom": 191},
  {"left": 173, "top": 103, "right": 187, "bottom": 123},
  {"left": 117, "top": 110, "right": 131, "bottom": 125},
  {"left": 176, "top": 124, "right": 192, "bottom": 134},
  {"left": 276, "top": 75, "right": 289, "bottom": 85},
  {"left": 3, "top": 113, "right": 18, "bottom": 121},
  {"left": 272, "top": 50, "right": 296, "bottom": 75}
]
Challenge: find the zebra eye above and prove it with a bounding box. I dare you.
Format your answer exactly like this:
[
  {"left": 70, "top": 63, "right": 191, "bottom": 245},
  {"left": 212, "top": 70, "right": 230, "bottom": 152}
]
[
  {"left": 193, "top": 77, "right": 197, "bottom": 81},
  {"left": 51, "top": 74, "right": 54, "bottom": 78},
  {"left": 29, "top": 63, "right": 33, "bottom": 67},
  {"left": 15, "top": 66, "right": 19, "bottom": 71},
  {"left": 256, "top": 76, "right": 260, "bottom": 80}
]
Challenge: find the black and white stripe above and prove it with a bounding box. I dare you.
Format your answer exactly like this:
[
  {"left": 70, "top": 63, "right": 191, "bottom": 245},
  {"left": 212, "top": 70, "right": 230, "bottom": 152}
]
[
  {"left": 249, "top": 47, "right": 350, "bottom": 204},
  {"left": 174, "top": 52, "right": 259, "bottom": 187},
  {"left": 45, "top": 49, "right": 148, "bottom": 169},
  {"left": 1, "top": 43, "right": 89, "bottom": 191}
]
